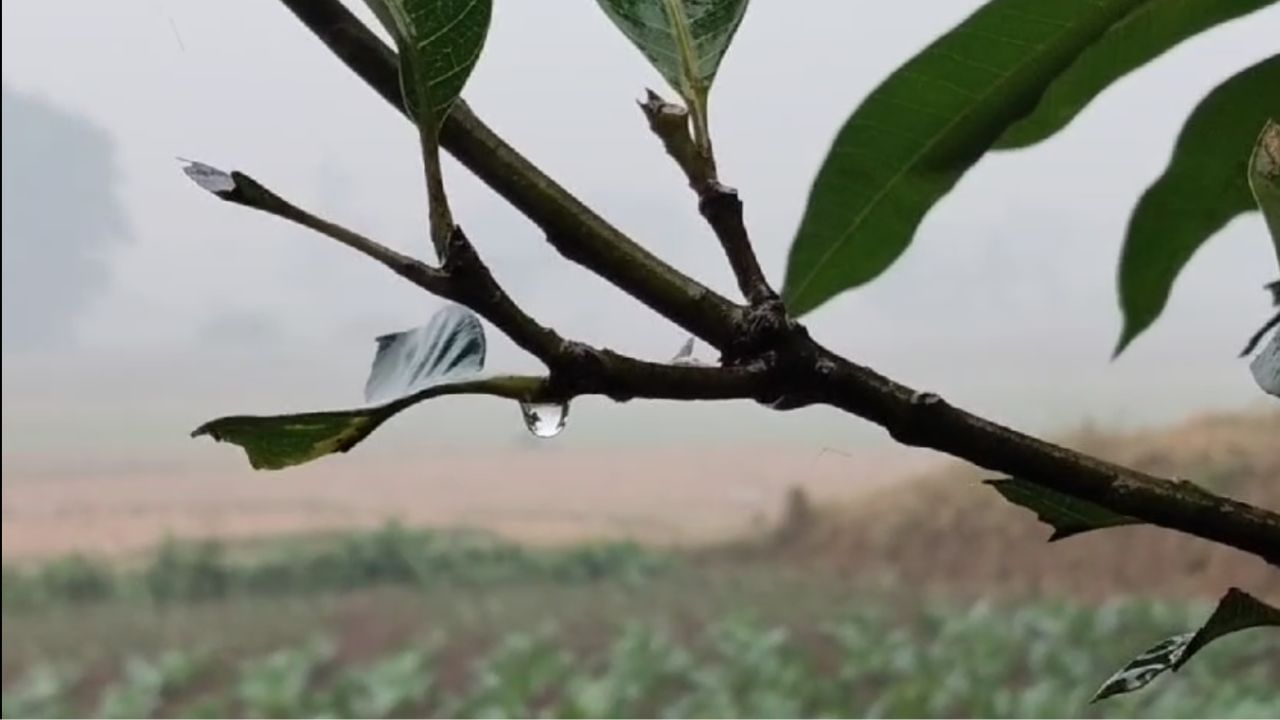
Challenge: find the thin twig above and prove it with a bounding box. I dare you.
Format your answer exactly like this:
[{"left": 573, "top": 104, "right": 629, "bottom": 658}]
[
  {"left": 639, "top": 89, "right": 778, "bottom": 307},
  {"left": 222, "top": 171, "right": 451, "bottom": 295}
]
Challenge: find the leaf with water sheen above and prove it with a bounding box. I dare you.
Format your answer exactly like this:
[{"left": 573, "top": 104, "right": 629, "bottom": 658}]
[
  {"left": 997, "top": 0, "right": 1274, "bottom": 149},
  {"left": 985, "top": 479, "right": 1141, "bottom": 540},
  {"left": 1115, "top": 57, "right": 1280, "bottom": 353},
  {"left": 365, "top": 304, "right": 485, "bottom": 403},
  {"left": 596, "top": 0, "right": 748, "bottom": 105},
  {"left": 385, "top": 0, "right": 492, "bottom": 135},
  {"left": 194, "top": 305, "right": 490, "bottom": 470},
  {"left": 782, "top": 0, "right": 1261, "bottom": 316},
  {"left": 1093, "top": 588, "right": 1280, "bottom": 701},
  {"left": 1251, "top": 332, "right": 1280, "bottom": 397}
]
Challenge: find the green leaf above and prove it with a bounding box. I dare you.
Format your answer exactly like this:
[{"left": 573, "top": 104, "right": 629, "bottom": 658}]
[
  {"left": 783, "top": 0, "right": 1197, "bottom": 316},
  {"left": 1092, "top": 588, "right": 1280, "bottom": 702},
  {"left": 997, "top": 0, "right": 1274, "bottom": 149},
  {"left": 385, "top": 0, "right": 492, "bottom": 135},
  {"left": 195, "top": 306, "right": 509, "bottom": 471},
  {"left": 193, "top": 375, "right": 543, "bottom": 471},
  {"left": 1115, "top": 57, "right": 1280, "bottom": 354},
  {"left": 595, "top": 0, "right": 749, "bottom": 103},
  {"left": 193, "top": 405, "right": 396, "bottom": 472},
  {"left": 1249, "top": 120, "right": 1280, "bottom": 261},
  {"left": 596, "top": 0, "right": 749, "bottom": 153},
  {"left": 985, "top": 478, "right": 1141, "bottom": 540}
]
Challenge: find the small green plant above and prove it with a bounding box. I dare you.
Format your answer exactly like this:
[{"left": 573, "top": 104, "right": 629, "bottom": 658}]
[
  {"left": 235, "top": 637, "right": 335, "bottom": 718},
  {"left": 10, "top": 597, "right": 1277, "bottom": 718},
  {"left": 96, "top": 652, "right": 205, "bottom": 719}
]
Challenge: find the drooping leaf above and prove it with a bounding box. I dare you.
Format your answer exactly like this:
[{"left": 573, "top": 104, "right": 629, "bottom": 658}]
[
  {"left": 997, "top": 0, "right": 1274, "bottom": 149},
  {"left": 194, "top": 305, "right": 492, "bottom": 470},
  {"left": 193, "top": 409, "right": 387, "bottom": 471},
  {"left": 1115, "top": 57, "right": 1280, "bottom": 353},
  {"left": 595, "top": 0, "right": 749, "bottom": 107},
  {"left": 783, "top": 0, "right": 1208, "bottom": 316},
  {"left": 1093, "top": 588, "right": 1280, "bottom": 702},
  {"left": 194, "top": 374, "right": 546, "bottom": 471},
  {"left": 1249, "top": 120, "right": 1280, "bottom": 262},
  {"left": 985, "top": 478, "right": 1141, "bottom": 540},
  {"left": 385, "top": 0, "right": 492, "bottom": 135},
  {"left": 365, "top": 304, "right": 485, "bottom": 403}
]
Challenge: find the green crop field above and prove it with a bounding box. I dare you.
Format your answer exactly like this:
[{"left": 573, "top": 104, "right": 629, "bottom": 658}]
[{"left": 3, "top": 525, "right": 1277, "bottom": 718}]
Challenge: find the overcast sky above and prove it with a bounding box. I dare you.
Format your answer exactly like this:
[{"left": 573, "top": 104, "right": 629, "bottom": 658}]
[{"left": 2, "top": 1, "right": 1277, "bottom": 471}]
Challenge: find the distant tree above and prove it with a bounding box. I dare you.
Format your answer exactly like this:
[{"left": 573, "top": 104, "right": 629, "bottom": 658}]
[{"left": 2, "top": 86, "right": 130, "bottom": 353}]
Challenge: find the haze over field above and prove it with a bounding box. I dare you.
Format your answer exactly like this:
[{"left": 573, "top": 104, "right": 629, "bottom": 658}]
[{"left": 3, "top": 1, "right": 1277, "bottom": 512}]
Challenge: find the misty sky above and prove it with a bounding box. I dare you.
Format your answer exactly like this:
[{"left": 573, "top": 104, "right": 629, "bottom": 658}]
[{"left": 2, "top": 1, "right": 1277, "bottom": 471}]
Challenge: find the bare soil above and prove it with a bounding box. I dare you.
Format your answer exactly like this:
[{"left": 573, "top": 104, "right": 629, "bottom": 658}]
[
  {"left": 762, "top": 410, "right": 1280, "bottom": 601},
  {"left": 0, "top": 445, "right": 930, "bottom": 560}
]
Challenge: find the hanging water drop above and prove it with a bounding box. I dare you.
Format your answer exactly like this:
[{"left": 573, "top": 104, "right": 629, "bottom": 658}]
[{"left": 519, "top": 401, "right": 569, "bottom": 438}]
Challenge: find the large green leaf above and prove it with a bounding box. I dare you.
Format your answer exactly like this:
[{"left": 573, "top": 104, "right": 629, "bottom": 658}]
[
  {"left": 1115, "top": 57, "right": 1280, "bottom": 353},
  {"left": 385, "top": 0, "right": 492, "bottom": 136},
  {"left": 1093, "top": 588, "right": 1280, "bottom": 701},
  {"left": 984, "top": 478, "right": 1141, "bottom": 540},
  {"left": 595, "top": 0, "right": 748, "bottom": 103},
  {"left": 783, "top": 0, "right": 1191, "bottom": 316},
  {"left": 997, "top": 0, "right": 1274, "bottom": 149}
]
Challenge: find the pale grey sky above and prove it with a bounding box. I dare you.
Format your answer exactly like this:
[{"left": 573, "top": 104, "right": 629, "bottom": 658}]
[{"left": 2, "top": 1, "right": 1277, "bottom": 471}]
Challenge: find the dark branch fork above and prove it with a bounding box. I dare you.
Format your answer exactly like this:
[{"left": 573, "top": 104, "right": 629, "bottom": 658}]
[{"left": 262, "top": 0, "right": 1279, "bottom": 566}]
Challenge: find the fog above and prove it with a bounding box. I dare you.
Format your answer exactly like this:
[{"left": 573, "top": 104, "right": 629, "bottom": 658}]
[{"left": 3, "top": 1, "right": 1277, "bottom": 474}]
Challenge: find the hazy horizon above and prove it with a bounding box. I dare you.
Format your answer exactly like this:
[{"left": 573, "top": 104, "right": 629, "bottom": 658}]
[{"left": 4, "top": 1, "right": 1278, "bottom": 477}]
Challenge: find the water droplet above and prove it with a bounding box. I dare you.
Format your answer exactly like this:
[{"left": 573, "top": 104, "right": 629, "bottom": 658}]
[{"left": 519, "top": 401, "right": 569, "bottom": 438}]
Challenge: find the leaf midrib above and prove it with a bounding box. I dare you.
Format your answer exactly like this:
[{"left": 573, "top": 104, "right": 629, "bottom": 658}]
[{"left": 788, "top": 3, "right": 1142, "bottom": 310}]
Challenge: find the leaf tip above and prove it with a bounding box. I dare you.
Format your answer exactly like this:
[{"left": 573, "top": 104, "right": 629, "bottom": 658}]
[
  {"left": 178, "top": 157, "right": 236, "bottom": 195},
  {"left": 1112, "top": 326, "right": 1139, "bottom": 359}
]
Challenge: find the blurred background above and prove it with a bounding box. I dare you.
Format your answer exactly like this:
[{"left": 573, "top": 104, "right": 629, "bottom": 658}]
[{"left": 2, "top": 1, "right": 1278, "bottom": 717}]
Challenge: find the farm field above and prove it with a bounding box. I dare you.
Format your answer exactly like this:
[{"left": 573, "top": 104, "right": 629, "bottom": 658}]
[{"left": 3, "top": 410, "right": 1278, "bottom": 718}]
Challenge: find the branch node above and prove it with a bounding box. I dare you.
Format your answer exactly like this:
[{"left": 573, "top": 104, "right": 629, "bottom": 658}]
[
  {"left": 639, "top": 88, "right": 715, "bottom": 190},
  {"left": 911, "top": 391, "right": 942, "bottom": 406}
]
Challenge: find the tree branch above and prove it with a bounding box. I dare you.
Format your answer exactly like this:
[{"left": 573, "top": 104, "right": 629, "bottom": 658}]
[
  {"left": 198, "top": 166, "right": 769, "bottom": 404},
  {"left": 808, "top": 345, "right": 1280, "bottom": 565},
  {"left": 639, "top": 90, "right": 778, "bottom": 307},
  {"left": 218, "top": 170, "right": 452, "bottom": 296},
  {"left": 273, "top": 0, "right": 747, "bottom": 351},
  {"left": 252, "top": 0, "right": 1280, "bottom": 566}
]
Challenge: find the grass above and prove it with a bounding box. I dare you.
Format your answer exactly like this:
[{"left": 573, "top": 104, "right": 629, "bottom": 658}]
[{"left": 3, "top": 527, "right": 1279, "bottom": 718}]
